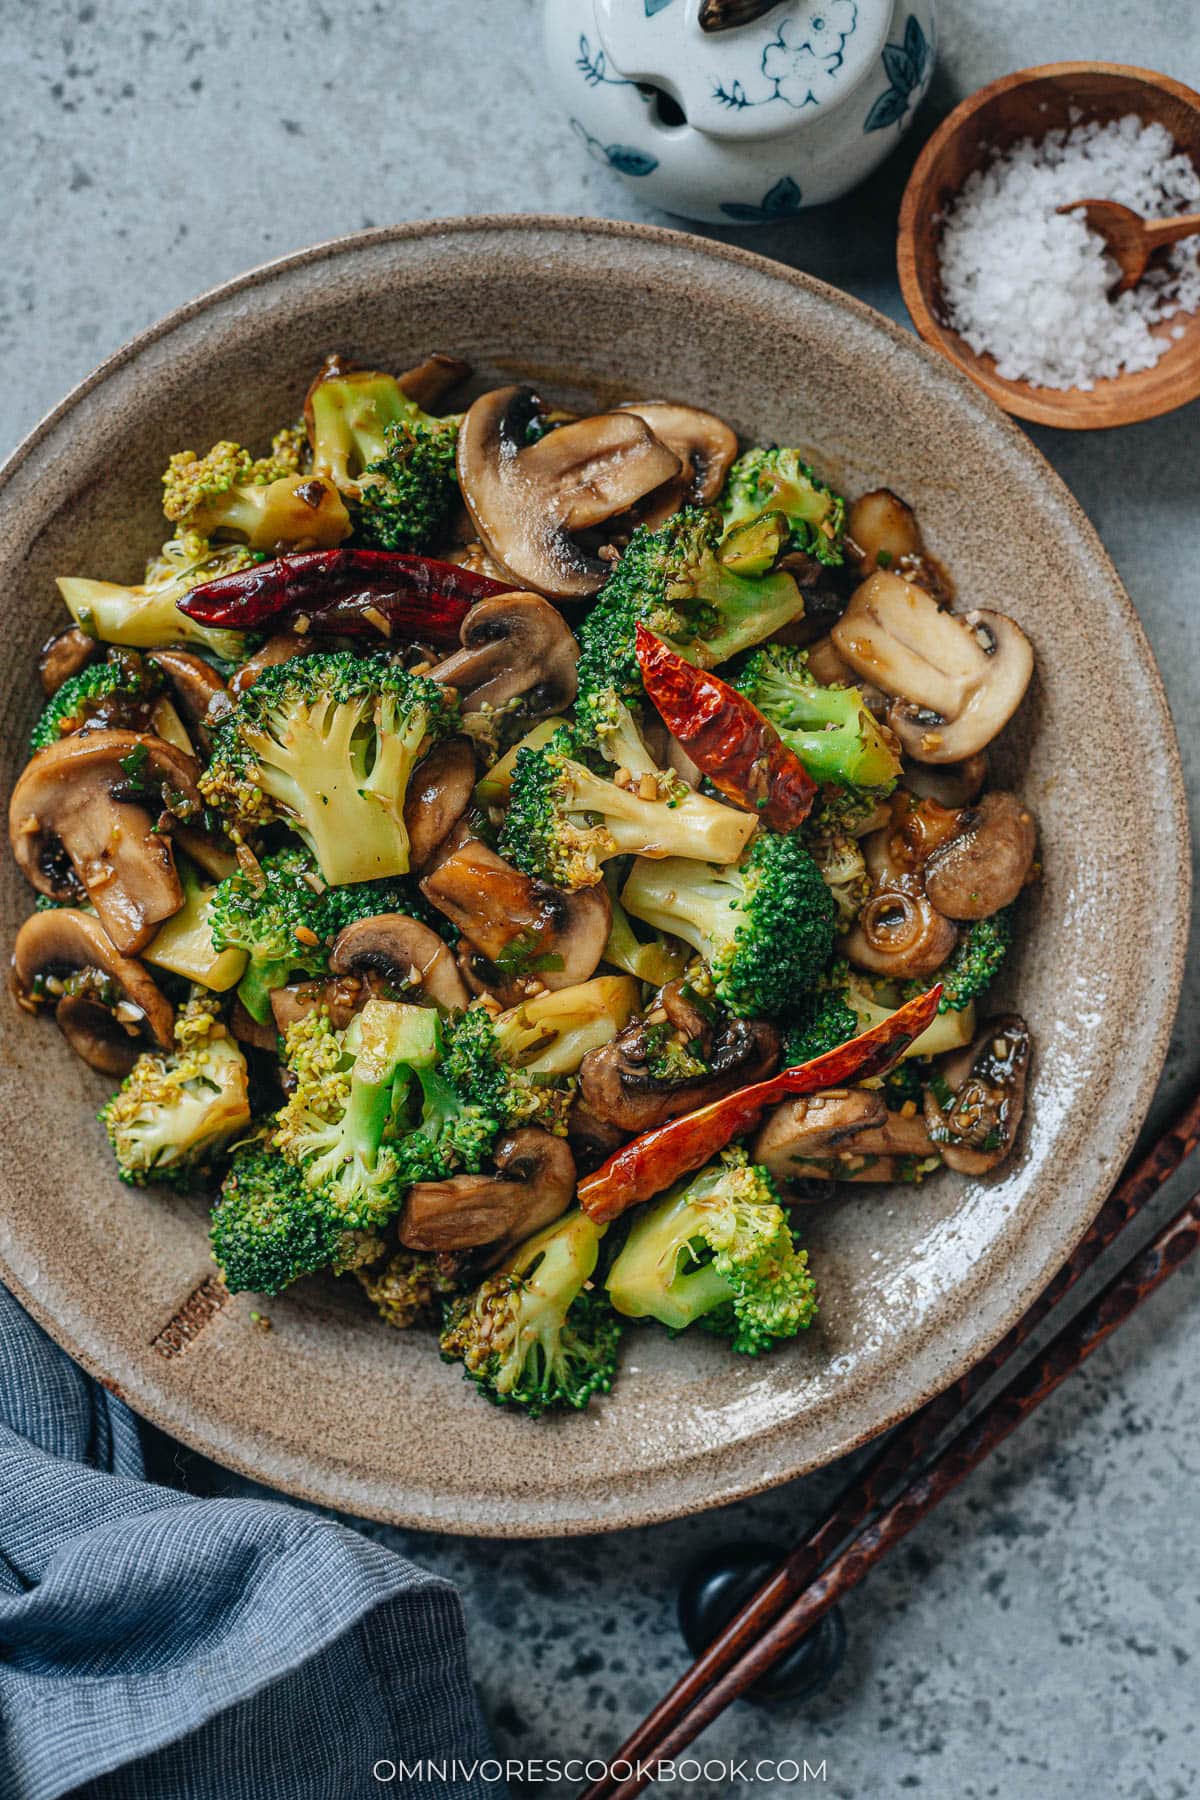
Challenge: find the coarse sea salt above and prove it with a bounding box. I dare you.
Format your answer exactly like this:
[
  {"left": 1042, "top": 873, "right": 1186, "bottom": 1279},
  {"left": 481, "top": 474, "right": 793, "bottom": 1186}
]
[{"left": 938, "top": 114, "right": 1200, "bottom": 390}]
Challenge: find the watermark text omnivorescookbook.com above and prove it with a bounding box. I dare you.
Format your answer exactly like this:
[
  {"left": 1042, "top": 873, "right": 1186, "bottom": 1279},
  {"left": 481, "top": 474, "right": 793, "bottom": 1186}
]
[{"left": 372, "top": 1758, "right": 827, "bottom": 1785}]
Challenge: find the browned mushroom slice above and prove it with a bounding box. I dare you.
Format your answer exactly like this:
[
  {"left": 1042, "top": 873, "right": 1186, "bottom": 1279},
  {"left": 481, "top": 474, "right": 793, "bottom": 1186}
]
[
  {"left": 923, "top": 793, "right": 1037, "bottom": 921},
  {"left": 904, "top": 751, "right": 988, "bottom": 809},
  {"left": 420, "top": 836, "right": 611, "bottom": 999},
  {"left": 791, "top": 1106, "right": 940, "bottom": 1184},
  {"left": 401, "top": 737, "right": 477, "bottom": 872},
  {"left": 328, "top": 913, "right": 469, "bottom": 1011},
  {"left": 229, "top": 632, "right": 317, "bottom": 697},
  {"left": 39, "top": 626, "right": 103, "bottom": 697},
  {"left": 232, "top": 997, "right": 285, "bottom": 1050},
  {"left": 924, "top": 1015, "right": 1031, "bottom": 1174},
  {"left": 148, "top": 649, "right": 231, "bottom": 751},
  {"left": 456, "top": 386, "right": 681, "bottom": 600},
  {"left": 11, "top": 907, "right": 174, "bottom": 1074},
  {"left": 844, "top": 489, "right": 953, "bottom": 600},
  {"left": 841, "top": 800, "right": 958, "bottom": 979},
  {"left": 751, "top": 1089, "right": 889, "bottom": 1184},
  {"left": 580, "top": 1011, "right": 780, "bottom": 1134},
  {"left": 268, "top": 972, "right": 386, "bottom": 1036},
  {"left": 9, "top": 731, "right": 203, "bottom": 955},
  {"left": 617, "top": 401, "right": 738, "bottom": 530},
  {"left": 430, "top": 593, "right": 579, "bottom": 716},
  {"left": 832, "top": 573, "right": 1034, "bottom": 763},
  {"left": 395, "top": 351, "right": 471, "bottom": 412},
  {"left": 400, "top": 1129, "right": 576, "bottom": 1259}
]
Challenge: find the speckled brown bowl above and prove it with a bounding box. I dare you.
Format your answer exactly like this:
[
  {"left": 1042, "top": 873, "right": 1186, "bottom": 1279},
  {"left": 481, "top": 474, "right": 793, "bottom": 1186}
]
[{"left": 0, "top": 217, "right": 1187, "bottom": 1536}]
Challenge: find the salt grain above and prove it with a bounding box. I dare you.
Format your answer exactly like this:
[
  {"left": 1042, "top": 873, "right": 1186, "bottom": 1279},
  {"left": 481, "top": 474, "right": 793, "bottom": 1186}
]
[{"left": 938, "top": 115, "right": 1200, "bottom": 390}]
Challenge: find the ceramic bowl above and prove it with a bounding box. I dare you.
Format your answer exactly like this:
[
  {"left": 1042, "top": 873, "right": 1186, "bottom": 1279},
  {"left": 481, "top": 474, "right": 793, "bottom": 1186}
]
[
  {"left": 897, "top": 63, "right": 1200, "bottom": 429},
  {"left": 0, "top": 217, "right": 1187, "bottom": 1536}
]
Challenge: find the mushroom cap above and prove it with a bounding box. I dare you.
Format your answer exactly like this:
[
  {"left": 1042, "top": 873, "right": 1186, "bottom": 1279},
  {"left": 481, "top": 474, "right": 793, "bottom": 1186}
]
[
  {"left": 148, "top": 649, "right": 231, "bottom": 749},
  {"left": 328, "top": 912, "right": 470, "bottom": 1011},
  {"left": 39, "top": 626, "right": 101, "bottom": 697},
  {"left": 617, "top": 400, "right": 738, "bottom": 530},
  {"left": 402, "top": 737, "right": 478, "bottom": 873},
  {"left": 399, "top": 1128, "right": 576, "bottom": 1257},
  {"left": 904, "top": 751, "right": 988, "bottom": 809},
  {"left": 229, "top": 632, "right": 316, "bottom": 697},
  {"left": 751, "top": 1089, "right": 888, "bottom": 1185},
  {"left": 923, "top": 792, "right": 1037, "bottom": 921},
  {"left": 395, "top": 351, "right": 471, "bottom": 412},
  {"left": 832, "top": 574, "right": 1034, "bottom": 763},
  {"left": 431, "top": 592, "right": 579, "bottom": 716},
  {"left": 9, "top": 730, "right": 203, "bottom": 954},
  {"left": 579, "top": 1012, "right": 780, "bottom": 1134},
  {"left": 420, "top": 837, "right": 611, "bottom": 997},
  {"left": 924, "top": 1013, "right": 1031, "bottom": 1174},
  {"left": 11, "top": 907, "right": 174, "bottom": 1073},
  {"left": 456, "top": 386, "right": 681, "bottom": 600}
]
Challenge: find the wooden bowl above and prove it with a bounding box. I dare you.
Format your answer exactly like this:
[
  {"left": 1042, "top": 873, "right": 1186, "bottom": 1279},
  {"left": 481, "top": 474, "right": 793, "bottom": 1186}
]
[{"left": 897, "top": 64, "right": 1200, "bottom": 429}]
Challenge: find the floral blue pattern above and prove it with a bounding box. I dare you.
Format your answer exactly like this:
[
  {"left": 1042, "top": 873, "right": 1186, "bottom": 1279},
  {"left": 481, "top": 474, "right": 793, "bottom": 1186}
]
[
  {"left": 571, "top": 117, "right": 660, "bottom": 177},
  {"left": 863, "top": 13, "right": 929, "bottom": 131},
  {"left": 713, "top": 3, "right": 858, "bottom": 111},
  {"left": 577, "top": 32, "right": 650, "bottom": 93},
  {"left": 720, "top": 175, "right": 804, "bottom": 223}
]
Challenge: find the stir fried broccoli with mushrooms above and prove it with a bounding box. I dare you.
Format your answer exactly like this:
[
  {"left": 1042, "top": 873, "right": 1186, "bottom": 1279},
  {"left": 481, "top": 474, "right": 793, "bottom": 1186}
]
[{"left": 8, "top": 354, "right": 1039, "bottom": 1420}]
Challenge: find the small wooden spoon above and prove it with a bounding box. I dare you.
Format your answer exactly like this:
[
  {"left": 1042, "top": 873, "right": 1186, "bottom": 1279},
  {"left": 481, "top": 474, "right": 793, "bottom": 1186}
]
[{"left": 1057, "top": 198, "right": 1200, "bottom": 293}]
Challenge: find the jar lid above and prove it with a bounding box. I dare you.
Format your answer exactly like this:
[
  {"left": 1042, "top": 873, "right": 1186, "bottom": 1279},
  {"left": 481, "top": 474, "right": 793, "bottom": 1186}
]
[{"left": 593, "top": 0, "right": 893, "bottom": 142}]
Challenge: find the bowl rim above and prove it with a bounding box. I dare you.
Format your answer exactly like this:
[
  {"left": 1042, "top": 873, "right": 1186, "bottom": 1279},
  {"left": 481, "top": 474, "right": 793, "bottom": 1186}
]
[
  {"left": 896, "top": 61, "right": 1200, "bottom": 430},
  {"left": 0, "top": 213, "right": 1189, "bottom": 1534}
]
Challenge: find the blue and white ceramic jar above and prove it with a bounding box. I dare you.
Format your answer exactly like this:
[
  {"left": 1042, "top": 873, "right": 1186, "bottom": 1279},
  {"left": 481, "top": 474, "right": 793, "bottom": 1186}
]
[{"left": 543, "top": 0, "right": 936, "bottom": 225}]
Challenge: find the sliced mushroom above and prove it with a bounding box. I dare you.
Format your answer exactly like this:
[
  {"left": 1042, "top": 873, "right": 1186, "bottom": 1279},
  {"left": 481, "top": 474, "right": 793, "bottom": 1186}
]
[
  {"left": 431, "top": 593, "right": 579, "bottom": 717},
  {"left": 904, "top": 752, "right": 988, "bottom": 809},
  {"left": 229, "top": 632, "right": 317, "bottom": 697},
  {"left": 566, "top": 1096, "right": 629, "bottom": 1171},
  {"left": 792, "top": 1106, "right": 940, "bottom": 1184},
  {"left": 9, "top": 731, "right": 204, "bottom": 955},
  {"left": 456, "top": 386, "right": 681, "bottom": 600},
  {"left": 232, "top": 997, "right": 284, "bottom": 1050},
  {"left": 401, "top": 737, "right": 478, "bottom": 872},
  {"left": 329, "top": 913, "right": 469, "bottom": 1011},
  {"left": 420, "top": 836, "right": 611, "bottom": 1002},
  {"left": 923, "top": 793, "right": 1037, "bottom": 921},
  {"left": 924, "top": 1014, "right": 1031, "bottom": 1174},
  {"left": 580, "top": 1010, "right": 780, "bottom": 1133},
  {"left": 845, "top": 489, "right": 953, "bottom": 601},
  {"left": 399, "top": 1129, "right": 576, "bottom": 1259},
  {"left": 617, "top": 401, "right": 738, "bottom": 530},
  {"left": 396, "top": 351, "right": 471, "bottom": 412},
  {"left": 39, "top": 627, "right": 102, "bottom": 696},
  {"left": 832, "top": 573, "right": 1034, "bottom": 763},
  {"left": 841, "top": 798, "right": 958, "bottom": 980},
  {"left": 269, "top": 973, "right": 385, "bottom": 1036},
  {"left": 148, "top": 649, "right": 230, "bottom": 751},
  {"left": 11, "top": 907, "right": 174, "bottom": 1074},
  {"left": 751, "top": 1089, "right": 889, "bottom": 1184}
]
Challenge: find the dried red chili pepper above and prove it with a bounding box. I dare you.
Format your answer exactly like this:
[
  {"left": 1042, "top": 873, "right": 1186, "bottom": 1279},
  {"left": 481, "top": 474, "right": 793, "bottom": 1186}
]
[
  {"left": 578, "top": 984, "right": 942, "bottom": 1222},
  {"left": 635, "top": 623, "right": 817, "bottom": 832},
  {"left": 177, "top": 549, "right": 512, "bottom": 645}
]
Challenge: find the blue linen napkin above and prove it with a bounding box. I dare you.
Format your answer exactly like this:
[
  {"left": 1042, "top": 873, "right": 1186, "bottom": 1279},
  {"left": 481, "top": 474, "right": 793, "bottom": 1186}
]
[{"left": 0, "top": 1282, "right": 498, "bottom": 1800}]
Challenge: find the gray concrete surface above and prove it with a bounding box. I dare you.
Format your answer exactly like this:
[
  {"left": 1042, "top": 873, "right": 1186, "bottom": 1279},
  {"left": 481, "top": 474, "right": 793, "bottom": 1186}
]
[{"left": 2, "top": 2, "right": 1198, "bottom": 1795}]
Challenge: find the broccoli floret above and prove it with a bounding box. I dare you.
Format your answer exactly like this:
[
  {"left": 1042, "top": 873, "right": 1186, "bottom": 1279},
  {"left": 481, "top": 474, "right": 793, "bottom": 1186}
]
[
  {"left": 208, "top": 846, "right": 423, "bottom": 1024},
  {"left": 273, "top": 998, "right": 445, "bottom": 1231},
  {"left": 443, "top": 978, "right": 639, "bottom": 1133},
  {"left": 783, "top": 981, "right": 859, "bottom": 1065},
  {"left": 29, "top": 649, "right": 163, "bottom": 753},
  {"left": 906, "top": 910, "right": 1014, "bottom": 1014},
  {"left": 500, "top": 728, "right": 755, "bottom": 891},
  {"left": 354, "top": 417, "right": 461, "bottom": 552},
  {"left": 160, "top": 431, "right": 348, "bottom": 554},
  {"left": 807, "top": 821, "right": 870, "bottom": 928},
  {"left": 357, "top": 1249, "right": 461, "bottom": 1329},
  {"left": 200, "top": 652, "right": 460, "bottom": 885},
  {"left": 601, "top": 866, "right": 689, "bottom": 986},
  {"left": 440, "top": 1209, "right": 621, "bottom": 1417},
  {"left": 574, "top": 507, "right": 808, "bottom": 733},
  {"left": 620, "top": 832, "right": 837, "bottom": 1019},
  {"left": 98, "top": 996, "right": 251, "bottom": 1189},
  {"left": 57, "top": 542, "right": 256, "bottom": 661},
  {"left": 307, "top": 363, "right": 460, "bottom": 499},
  {"left": 735, "top": 645, "right": 902, "bottom": 792},
  {"left": 606, "top": 1150, "right": 818, "bottom": 1354},
  {"left": 720, "top": 447, "right": 845, "bottom": 567},
  {"left": 394, "top": 1060, "right": 500, "bottom": 1184},
  {"left": 211, "top": 1140, "right": 360, "bottom": 1295}
]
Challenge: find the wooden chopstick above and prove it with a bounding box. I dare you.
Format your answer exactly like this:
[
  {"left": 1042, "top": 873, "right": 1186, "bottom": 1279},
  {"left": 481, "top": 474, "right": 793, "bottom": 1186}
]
[
  {"left": 583, "top": 1086, "right": 1200, "bottom": 1800},
  {"left": 601, "top": 1184, "right": 1200, "bottom": 1798}
]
